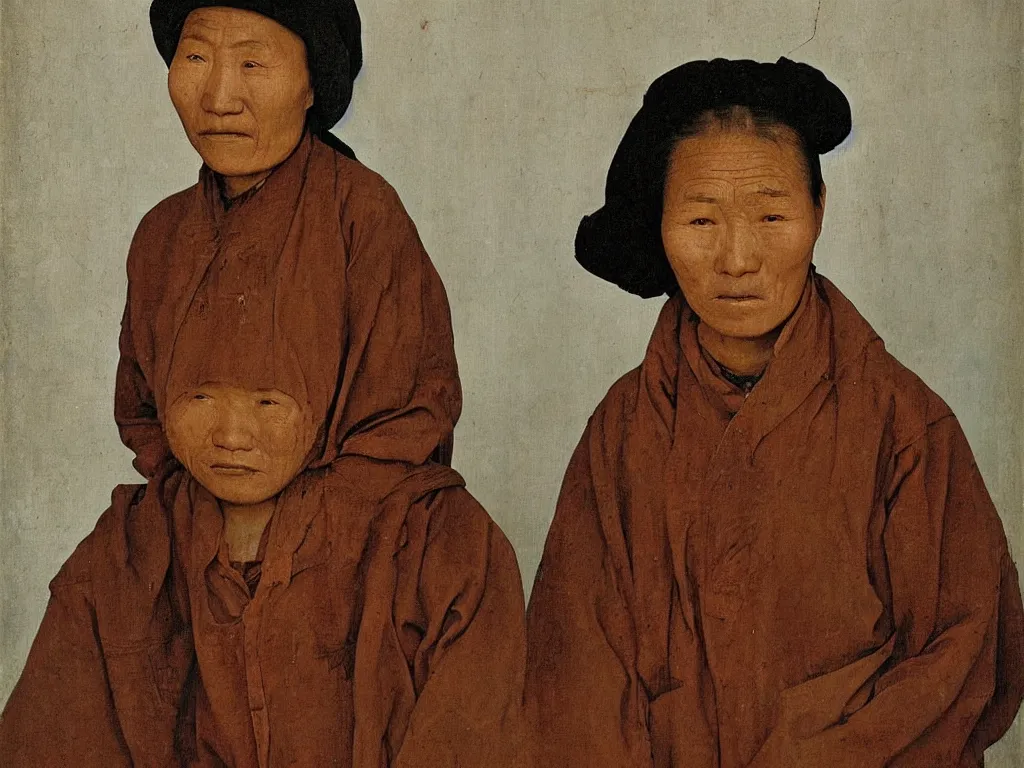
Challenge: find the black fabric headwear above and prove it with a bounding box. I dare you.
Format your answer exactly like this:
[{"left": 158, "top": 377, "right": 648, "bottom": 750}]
[
  {"left": 576, "top": 57, "right": 852, "bottom": 297},
  {"left": 150, "top": 0, "right": 361, "bottom": 158}
]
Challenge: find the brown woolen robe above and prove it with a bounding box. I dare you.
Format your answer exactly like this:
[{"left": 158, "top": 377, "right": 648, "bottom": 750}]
[
  {"left": 0, "top": 133, "right": 526, "bottom": 768},
  {"left": 526, "top": 271, "right": 1024, "bottom": 767}
]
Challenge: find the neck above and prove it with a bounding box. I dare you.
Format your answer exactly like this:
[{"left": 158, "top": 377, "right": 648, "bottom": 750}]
[
  {"left": 220, "top": 498, "right": 276, "bottom": 561},
  {"left": 697, "top": 323, "right": 778, "bottom": 376},
  {"left": 221, "top": 169, "right": 272, "bottom": 199}
]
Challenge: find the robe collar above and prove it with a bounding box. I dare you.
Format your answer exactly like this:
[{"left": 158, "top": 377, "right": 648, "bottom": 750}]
[
  {"left": 678, "top": 268, "right": 835, "bottom": 454},
  {"left": 200, "top": 130, "right": 312, "bottom": 229}
]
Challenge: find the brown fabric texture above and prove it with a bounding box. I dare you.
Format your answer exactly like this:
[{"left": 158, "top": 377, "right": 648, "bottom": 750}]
[
  {"left": 0, "top": 133, "right": 526, "bottom": 768},
  {"left": 525, "top": 271, "right": 1024, "bottom": 767}
]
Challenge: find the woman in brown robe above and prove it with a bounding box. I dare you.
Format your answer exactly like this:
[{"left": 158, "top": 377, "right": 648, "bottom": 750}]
[
  {"left": 526, "top": 58, "right": 1024, "bottom": 767},
  {"left": 0, "top": 3, "right": 525, "bottom": 766}
]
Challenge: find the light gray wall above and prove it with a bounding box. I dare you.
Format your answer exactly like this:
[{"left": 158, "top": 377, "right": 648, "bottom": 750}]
[{"left": 1, "top": 0, "right": 1021, "bottom": 760}]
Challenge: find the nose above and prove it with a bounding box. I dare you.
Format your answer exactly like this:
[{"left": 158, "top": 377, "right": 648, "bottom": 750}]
[
  {"left": 200, "top": 59, "right": 244, "bottom": 116},
  {"left": 211, "top": 407, "right": 255, "bottom": 452},
  {"left": 715, "top": 221, "right": 761, "bottom": 278}
]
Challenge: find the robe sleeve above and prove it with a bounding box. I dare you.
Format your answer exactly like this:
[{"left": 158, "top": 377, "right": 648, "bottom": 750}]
[
  {"left": 0, "top": 544, "right": 131, "bottom": 766},
  {"left": 114, "top": 287, "right": 173, "bottom": 480},
  {"left": 392, "top": 487, "right": 527, "bottom": 768},
  {"left": 524, "top": 425, "right": 653, "bottom": 768},
  {"left": 748, "top": 414, "right": 1024, "bottom": 768}
]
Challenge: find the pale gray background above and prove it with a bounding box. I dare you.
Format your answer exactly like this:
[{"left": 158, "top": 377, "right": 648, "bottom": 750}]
[{"left": 1, "top": 0, "right": 1021, "bottom": 760}]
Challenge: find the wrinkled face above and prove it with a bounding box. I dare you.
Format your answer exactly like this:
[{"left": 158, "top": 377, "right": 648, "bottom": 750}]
[
  {"left": 661, "top": 126, "right": 825, "bottom": 340},
  {"left": 168, "top": 7, "right": 313, "bottom": 180},
  {"left": 165, "top": 384, "right": 316, "bottom": 505}
]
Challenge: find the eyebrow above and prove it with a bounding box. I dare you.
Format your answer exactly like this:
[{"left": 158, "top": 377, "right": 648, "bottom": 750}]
[
  {"left": 229, "top": 39, "right": 271, "bottom": 50},
  {"left": 179, "top": 31, "right": 214, "bottom": 44},
  {"left": 680, "top": 186, "right": 793, "bottom": 204},
  {"left": 752, "top": 187, "right": 791, "bottom": 198},
  {"left": 179, "top": 32, "right": 271, "bottom": 50}
]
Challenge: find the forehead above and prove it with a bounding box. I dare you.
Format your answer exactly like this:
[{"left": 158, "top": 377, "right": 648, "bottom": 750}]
[
  {"left": 667, "top": 128, "right": 808, "bottom": 191},
  {"left": 181, "top": 6, "right": 301, "bottom": 46}
]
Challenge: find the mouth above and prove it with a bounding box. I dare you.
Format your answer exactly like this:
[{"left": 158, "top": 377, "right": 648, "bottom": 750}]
[
  {"left": 209, "top": 463, "right": 259, "bottom": 476},
  {"left": 716, "top": 294, "right": 761, "bottom": 302},
  {"left": 198, "top": 131, "right": 251, "bottom": 140}
]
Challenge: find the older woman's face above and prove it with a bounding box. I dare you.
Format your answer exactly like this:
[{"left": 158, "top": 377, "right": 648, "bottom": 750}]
[
  {"left": 166, "top": 384, "right": 315, "bottom": 506},
  {"left": 168, "top": 7, "right": 313, "bottom": 182},
  {"left": 661, "top": 126, "right": 825, "bottom": 340}
]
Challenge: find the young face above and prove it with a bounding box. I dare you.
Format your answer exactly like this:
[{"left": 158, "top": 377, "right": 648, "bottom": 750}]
[
  {"left": 168, "top": 7, "right": 314, "bottom": 183},
  {"left": 165, "top": 383, "right": 316, "bottom": 506},
  {"left": 661, "top": 126, "right": 825, "bottom": 340}
]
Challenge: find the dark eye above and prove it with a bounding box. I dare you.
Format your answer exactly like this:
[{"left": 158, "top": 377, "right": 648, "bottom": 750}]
[
  {"left": 259, "top": 399, "right": 278, "bottom": 407},
  {"left": 690, "top": 218, "right": 714, "bottom": 226},
  {"left": 242, "top": 60, "right": 262, "bottom": 69},
  {"left": 193, "top": 393, "right": 210, "bottom": 401},
  {"left": 763, "top": 214, "right": 785, "bottom": 223},
  {"left": 185, "top": 53, "right": 206, "bottom": 63}
]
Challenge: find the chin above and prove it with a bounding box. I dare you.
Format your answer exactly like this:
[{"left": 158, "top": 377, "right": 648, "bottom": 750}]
[
  {"left": 199, "top": 152, "right": 268, "bottom": 180},
  {"left": 201, "top": 478, "right": 278, "bottom": 506},
  {"left": 703, "top": 312, "right": 778, "bottom": 340},
  {"left": 188, "top": 137, "right": 264, "bottom": 178}
]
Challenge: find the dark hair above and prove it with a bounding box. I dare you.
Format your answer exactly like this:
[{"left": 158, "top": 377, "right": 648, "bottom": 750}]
[{"left": 575, "top": 58, "right": 851, "bottom": 298}]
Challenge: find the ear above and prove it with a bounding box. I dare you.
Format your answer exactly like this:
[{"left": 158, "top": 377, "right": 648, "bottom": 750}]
[
  {"left": 814, "top": 182, "right": 827, "bottom": 238},
  {"left": 304, "top": 85, "right": 314, "bottom": 111}
]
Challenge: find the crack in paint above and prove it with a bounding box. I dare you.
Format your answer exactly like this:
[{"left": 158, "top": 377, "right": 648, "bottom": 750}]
[{"left": 788, "top": 0, "right": 822, "bottom": 55}]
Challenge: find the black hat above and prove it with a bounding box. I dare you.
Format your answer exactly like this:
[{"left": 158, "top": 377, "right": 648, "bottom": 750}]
[
  {"left": 575, "top": 57, "right": 852, "bottom": 298},
  {"left": 150, "top": 0, "right": 362, "bottom": 133}
]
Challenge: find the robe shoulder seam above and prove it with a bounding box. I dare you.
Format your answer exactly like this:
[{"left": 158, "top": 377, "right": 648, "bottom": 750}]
[{"left": 892, "top": 412, "right": 957, "bottom": 457}]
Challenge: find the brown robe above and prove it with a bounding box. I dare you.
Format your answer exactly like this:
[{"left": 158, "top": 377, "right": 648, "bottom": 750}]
[
  {"left": 526, "top": 271, "right": 1024, "bottom": 767},
  {"left": 0, "top": 133, "right": 526, "bottom": 768}
]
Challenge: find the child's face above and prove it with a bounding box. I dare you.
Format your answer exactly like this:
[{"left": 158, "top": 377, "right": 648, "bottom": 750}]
[{"left": 165, "top": 383, "right": 315, "bottom": 505}]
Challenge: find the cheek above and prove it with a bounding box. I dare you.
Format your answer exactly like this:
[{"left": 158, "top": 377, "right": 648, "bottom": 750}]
[
  {"left": 289, "top": 80, "right": 313, "bottom": 113},
  {"left": 166, "top": 413, "right": 205, "bottom": 466},
  {"left": 262, "top": 427, "right": 297, "bottom": 458},
  {"left": 261, "top": 83, "right": 311, "bottom": 130},
  {"left": 662, "top": 229, "right": 716, "bottom": 291},
  {"left": 168, "top": 67, "right": 199, "bottom": 123},
  {"left": 257, "top": 430, "right": 308, "bottom": 490},
  {"left": 761, "top": 227, "right": 817, "bottom": 275},
  {"left": 260, "top": 417, "right": 309, "bottom": 463}
]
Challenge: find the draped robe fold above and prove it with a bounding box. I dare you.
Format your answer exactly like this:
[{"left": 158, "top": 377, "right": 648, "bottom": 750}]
[{"left": 526, "top": 272, "right": 1024, "bottom": 768}]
